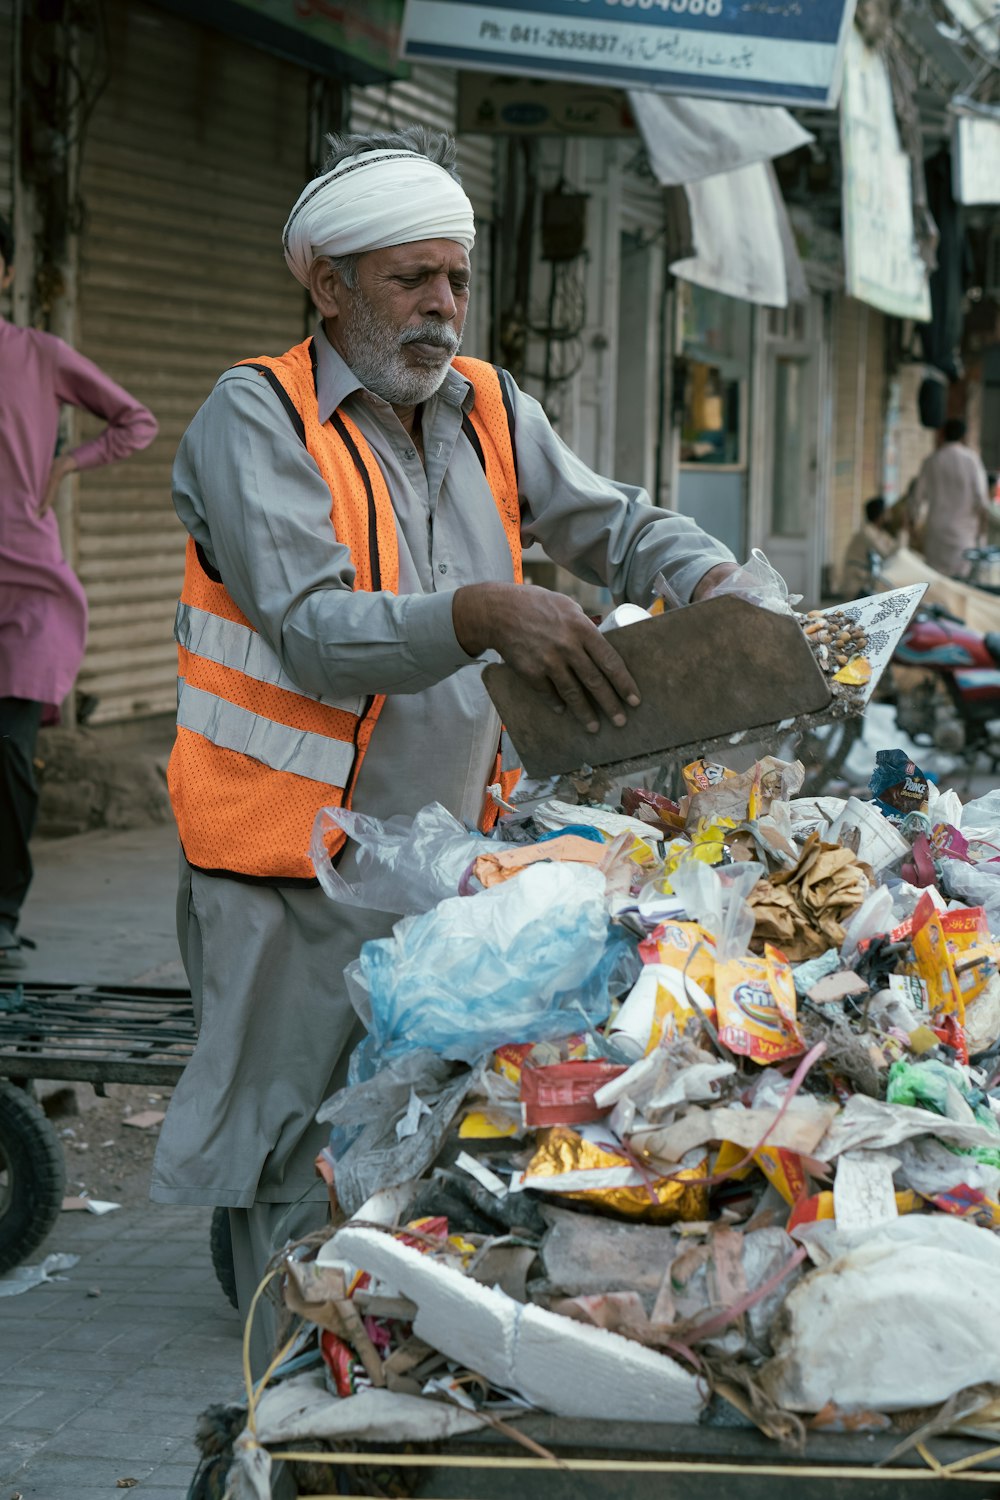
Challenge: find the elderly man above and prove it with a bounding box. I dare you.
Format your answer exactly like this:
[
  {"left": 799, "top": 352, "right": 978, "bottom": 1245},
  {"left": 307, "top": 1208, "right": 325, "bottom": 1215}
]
[{"left": 151, "top": 127, "right": 738, "bottom": 1366}]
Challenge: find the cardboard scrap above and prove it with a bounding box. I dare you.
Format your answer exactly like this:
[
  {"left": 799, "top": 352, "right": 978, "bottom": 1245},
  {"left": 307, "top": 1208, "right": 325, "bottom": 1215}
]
[
  {"left": 748, "top": 834, "right": 870, "bottom": 960},
  {"left": 472, "top": 834, "right": 607, "bottom": 887},
  {"left": 632, "top": 1099, "right": 839, "bottom": 1166}
]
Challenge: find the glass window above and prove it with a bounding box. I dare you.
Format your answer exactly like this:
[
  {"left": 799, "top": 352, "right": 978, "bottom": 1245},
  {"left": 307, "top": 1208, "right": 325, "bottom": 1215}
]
[
  {"left": 770, "top": 356, "right": 809, "bottom": 538},
  {"left": 679, "top": 284, "right": 751, "bottom": 468}
]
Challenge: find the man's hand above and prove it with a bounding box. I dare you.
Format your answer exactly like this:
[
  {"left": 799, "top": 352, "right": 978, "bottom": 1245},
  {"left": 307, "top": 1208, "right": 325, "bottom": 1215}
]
[
  {"left": 453, "top": 582, "right": 641, "bottom": 734},
  {"left": 40, "top": 453, "right": 77, "bottom": 516},
  {"left": 692, "top": 561, "right": 739, "bottom": 602}
]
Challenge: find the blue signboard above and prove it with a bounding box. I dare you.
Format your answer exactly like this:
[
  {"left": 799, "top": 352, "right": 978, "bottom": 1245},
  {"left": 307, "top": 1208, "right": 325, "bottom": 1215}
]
[{"left": 401, "top": 0, "right": 857, "bottom": 108}]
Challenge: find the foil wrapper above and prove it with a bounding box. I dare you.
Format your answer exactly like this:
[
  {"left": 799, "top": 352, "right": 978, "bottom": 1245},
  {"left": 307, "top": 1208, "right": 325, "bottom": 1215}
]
[{"left": 520, "top": 1126, "right": 709, "bottom": 1223}]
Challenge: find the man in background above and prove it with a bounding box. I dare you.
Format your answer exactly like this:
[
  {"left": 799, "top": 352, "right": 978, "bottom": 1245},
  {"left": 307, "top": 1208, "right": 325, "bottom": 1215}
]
[
  {"left": 0, "top": 214, "right": 157, "bottom": 968},
  {"left": 913, "top": 418, "right": 996, "bottom": 579},
  {"left": 842, "top": 495, "right": 905, "bottom": 596}
]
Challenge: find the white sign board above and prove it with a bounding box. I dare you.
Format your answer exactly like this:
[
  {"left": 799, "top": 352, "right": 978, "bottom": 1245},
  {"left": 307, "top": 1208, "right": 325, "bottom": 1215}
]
[
  {"left": 953, "top": 113, "right": 1000, "bottom": 206},
  {"left": 840, "top": 27, "right": 931, "bottom": 322},
  {"left": 402, "top": 0, "right": 857, "bottom": 109}
]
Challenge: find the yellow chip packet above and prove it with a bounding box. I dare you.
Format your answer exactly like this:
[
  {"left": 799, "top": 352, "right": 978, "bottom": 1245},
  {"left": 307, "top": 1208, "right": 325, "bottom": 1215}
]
[
  {"left": 683, "top": 758, "right": 738, "bottom": 795},
  {"left": 639, "top": 919, "right": 717, "bottom": 998},
  {"left": 715, "top": 945, "right": 804, "bottom": 1064}
]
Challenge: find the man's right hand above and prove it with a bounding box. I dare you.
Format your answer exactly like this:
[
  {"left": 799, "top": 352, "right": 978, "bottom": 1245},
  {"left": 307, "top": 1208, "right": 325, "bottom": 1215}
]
[{"left": 452, "top": 582, "right": 641, "bottom": 734}]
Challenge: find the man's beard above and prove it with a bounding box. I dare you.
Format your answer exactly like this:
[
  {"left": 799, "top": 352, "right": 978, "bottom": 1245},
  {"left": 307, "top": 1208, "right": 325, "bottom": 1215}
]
[{"left": 338, "top": 288, "right": 461, "bottom": 406}]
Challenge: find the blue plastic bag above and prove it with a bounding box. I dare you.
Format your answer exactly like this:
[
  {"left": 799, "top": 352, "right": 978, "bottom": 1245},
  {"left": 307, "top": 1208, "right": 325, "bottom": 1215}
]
[{"left": 359, "top": 863, "right": 626, "bottom": 1064}]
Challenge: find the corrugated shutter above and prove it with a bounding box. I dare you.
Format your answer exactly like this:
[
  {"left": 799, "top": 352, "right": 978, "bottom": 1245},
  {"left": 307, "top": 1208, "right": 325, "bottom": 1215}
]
[
  {"left": 348, "top": 65, "right": 496, "bottom": 358},
  {"left": 830, "top": 295, "right": 866, "bottom": 582},
  {"left": 73, "top": 0, "right": 309, "bottom": 724},
  {"left": 0, "top": 0, "right": 14, "bottom": 228}
]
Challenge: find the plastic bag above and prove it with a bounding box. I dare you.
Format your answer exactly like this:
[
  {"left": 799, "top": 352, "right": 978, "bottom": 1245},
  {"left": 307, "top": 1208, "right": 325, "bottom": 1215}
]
[
  {"left": 670, "top": 859, "right": 765, "bottom": 960},
  {"left": 360, "top": 863, "right": 625, "bottom": 1064},
  {"left": 938, "top": 857, "right": 1000, "bottom": 930},
  {"left": 839, "top": 883, "right": 895, "bottom": 967},
  {"left": 693, "top": 548, "right": 801, "bottom": 616},
  {"left": 310, "top": 801, "right": 492, "bottom": 915}
]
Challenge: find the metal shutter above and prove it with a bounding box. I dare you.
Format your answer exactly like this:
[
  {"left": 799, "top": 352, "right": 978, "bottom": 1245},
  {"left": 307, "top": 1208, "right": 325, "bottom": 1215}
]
[
  {"left": 0, "top": 0, "right": 14, "bottom": 228},
  {"left": 72, "top": 0, "right": 309, "bottom": 724},
  {"left": 348, "top": 65, "right": 496, "bottom": 358}
]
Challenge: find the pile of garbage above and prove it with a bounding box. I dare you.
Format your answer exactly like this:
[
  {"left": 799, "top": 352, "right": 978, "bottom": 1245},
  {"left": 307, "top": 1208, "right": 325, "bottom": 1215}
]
[{"left": 265, "top": 753, "right": 1000, "bottom": 1457}]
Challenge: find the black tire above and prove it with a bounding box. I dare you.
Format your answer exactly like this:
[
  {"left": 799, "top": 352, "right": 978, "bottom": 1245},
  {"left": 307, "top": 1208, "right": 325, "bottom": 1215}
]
[
  {"left": 0, "top": 1080, "right": 66, "bottom": 1275},
  {"left": 210, "top": 1205, "right": 239, "bottom": 1309}
]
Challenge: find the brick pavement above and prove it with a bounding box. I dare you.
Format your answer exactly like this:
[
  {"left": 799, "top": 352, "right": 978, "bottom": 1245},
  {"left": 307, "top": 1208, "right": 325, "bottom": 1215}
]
[{"left": 0, "top": 1202, "right": 243, "bottom": 1499}]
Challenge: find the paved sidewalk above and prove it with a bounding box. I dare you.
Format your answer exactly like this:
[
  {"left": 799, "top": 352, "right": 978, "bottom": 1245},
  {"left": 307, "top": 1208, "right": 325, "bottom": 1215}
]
[
  {"left": 17, "top": 825, "right": 185, "bottom": 987},
  {"left": 2, "top": 825, "right": 243, "bottom": 1497},
  {"left": 0, "top": 1205, "right": 242, "bottom": 1498}
]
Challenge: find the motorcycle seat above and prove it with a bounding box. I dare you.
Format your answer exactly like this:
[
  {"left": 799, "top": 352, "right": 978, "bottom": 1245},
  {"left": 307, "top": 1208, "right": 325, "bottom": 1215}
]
[{"left": 985, "top": 632, "right": 1000, "bottom": 666}]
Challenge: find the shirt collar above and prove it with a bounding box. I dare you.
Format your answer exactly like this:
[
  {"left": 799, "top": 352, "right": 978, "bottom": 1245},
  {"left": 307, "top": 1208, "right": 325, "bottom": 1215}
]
[{"left": 312, "top": 321, "right": 474, "bottom": 424}]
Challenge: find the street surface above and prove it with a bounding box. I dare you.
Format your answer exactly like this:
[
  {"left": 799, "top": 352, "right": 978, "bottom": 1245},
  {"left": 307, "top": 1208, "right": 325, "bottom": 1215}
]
[{"left": 0, "top": 824, "right": 242, "bottom": 1498}]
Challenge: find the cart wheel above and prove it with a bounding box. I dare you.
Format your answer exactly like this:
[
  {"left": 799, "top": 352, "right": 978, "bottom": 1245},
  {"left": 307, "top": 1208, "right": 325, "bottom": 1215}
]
[
  {"left": 210, "top": 1206, "right": 239, "bottom": 1310},
  {"left": 0, "top": 1081, "right": 66, "bottom": 1275}
]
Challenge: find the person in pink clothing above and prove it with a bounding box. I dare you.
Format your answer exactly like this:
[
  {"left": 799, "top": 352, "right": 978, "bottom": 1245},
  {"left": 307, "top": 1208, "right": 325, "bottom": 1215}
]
[{"left": 0, "top": 215, "right": 158, "bottom": 967}]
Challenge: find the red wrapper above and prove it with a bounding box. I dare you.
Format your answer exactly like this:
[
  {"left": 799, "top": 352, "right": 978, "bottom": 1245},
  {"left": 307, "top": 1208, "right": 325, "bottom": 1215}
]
[{"left": 520, "top": 1060, "right": 627, "bottom": 1127}]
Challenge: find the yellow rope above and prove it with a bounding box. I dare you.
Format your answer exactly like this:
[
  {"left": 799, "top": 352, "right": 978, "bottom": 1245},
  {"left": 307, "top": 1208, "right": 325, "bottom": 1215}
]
[
  {"left": 241, "top": 1265, "right": 299, "bottom": 1437},
  {"left": 264, "top": 1448, "right": 1000, "bottom": 1481},
  {"left": 938, "top": 1442, "right": 1000, "bottom": 1478},
  {"left": 240, "top": 1257, "right": 1000, "bottom": 1489},
  {"left": 917, "top": 1442, "right": 945, "bottom": 1475}
]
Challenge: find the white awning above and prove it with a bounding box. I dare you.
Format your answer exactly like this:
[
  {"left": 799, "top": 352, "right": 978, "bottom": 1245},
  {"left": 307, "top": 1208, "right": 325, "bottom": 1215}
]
[
  {"left": 630, "top": 91, "right": 811, "bottom": 306},
  {"left": 627, "top": 90, "right": 813, "bottom": 186}
]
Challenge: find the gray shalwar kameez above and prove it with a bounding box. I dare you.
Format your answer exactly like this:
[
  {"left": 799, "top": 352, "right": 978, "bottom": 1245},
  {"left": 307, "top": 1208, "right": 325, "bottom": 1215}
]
[{"left": 150, "top": 326, "right": 735, "bottom": 1368}]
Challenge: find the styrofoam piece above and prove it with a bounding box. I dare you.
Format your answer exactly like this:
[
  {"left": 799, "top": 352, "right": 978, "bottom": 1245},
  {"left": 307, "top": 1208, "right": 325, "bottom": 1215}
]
[{"left": 329, "top": 1223, "right": 703, "bottom": 1424}]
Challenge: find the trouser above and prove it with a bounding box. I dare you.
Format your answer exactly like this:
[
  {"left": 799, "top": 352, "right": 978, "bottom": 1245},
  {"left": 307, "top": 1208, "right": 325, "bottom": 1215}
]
[
  {"left": 228, "top": 1198, "right": 331, "bottom": 1380},
  {"left": 0, "top": 697, "right": 44, "bottom": 931}
]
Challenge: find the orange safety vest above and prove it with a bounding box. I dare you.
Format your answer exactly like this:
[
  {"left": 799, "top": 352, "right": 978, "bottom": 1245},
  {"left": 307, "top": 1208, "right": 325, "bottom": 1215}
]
[{"left": 168, "top": 337, "right": 522, "bottom": 883}]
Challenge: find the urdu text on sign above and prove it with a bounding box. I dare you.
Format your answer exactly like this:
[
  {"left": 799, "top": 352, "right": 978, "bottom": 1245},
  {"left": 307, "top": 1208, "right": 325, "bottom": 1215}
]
[{"left": 401, "top": 0, "right": 858, "bottom": 109}]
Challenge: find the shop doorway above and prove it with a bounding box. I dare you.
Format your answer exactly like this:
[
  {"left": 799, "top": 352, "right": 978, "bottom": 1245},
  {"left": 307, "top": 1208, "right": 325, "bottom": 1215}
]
[{"left": 753, "top": 296, "right": 828, "bottom": 606}]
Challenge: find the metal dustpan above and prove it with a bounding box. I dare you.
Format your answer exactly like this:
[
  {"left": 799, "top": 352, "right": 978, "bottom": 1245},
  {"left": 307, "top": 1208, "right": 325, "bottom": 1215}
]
[{"left": 483, "top": 585, "right": 927, "bottom": 780}]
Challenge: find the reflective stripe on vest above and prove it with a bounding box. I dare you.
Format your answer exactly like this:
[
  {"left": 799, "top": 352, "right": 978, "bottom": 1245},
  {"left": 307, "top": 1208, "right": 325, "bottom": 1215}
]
[
  {"left": 176, "top": 680, "right": 358, "bottom": 786},
  {"left": 175, "top": 601, "right": 364, "bottom": 717},
  {"left": 168, "top": 337, "right": 522, "bottom": 883}
]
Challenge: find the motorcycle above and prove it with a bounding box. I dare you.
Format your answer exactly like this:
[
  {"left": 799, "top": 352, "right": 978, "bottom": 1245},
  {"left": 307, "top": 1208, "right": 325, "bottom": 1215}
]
[{"left": 889, "top": 601, "right": 1000, "bottom": 769}]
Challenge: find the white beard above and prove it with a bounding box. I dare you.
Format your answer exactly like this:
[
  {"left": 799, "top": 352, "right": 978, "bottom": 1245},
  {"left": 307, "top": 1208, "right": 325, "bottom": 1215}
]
[{"left": 338, "top": 289, "right": 461, "bottom": 406}]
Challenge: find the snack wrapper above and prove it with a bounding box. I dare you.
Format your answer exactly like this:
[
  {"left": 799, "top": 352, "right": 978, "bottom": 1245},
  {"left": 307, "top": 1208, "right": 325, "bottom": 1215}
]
[
  {"left": 715, "top": 945, "right": 804, "bottom": 1064},
  {"left": 683, "top": 758, "right": 737, "bottom": 795},
  {"left": 869, "top": 749, "right": 930, "bottom": 821},
  {"left": 639, "top": 920, "right": 717, "bottom": 996},
  {"left": 459, "top": 1107, "right": 520, "bottom": 1140},
  {"left": 321, "top": 1330, "right": 374, "bottom": 1397},
  {"left": 493, "top": 1036, "right": 587, "bottom": 1086},
  {"left": 753, "top": 1145, "right": 808, "bottom": 1205},
  {"left": 620, "top": 786, "right": 686, "bottom": 834},
  {"left": 911, "top": 896, "right": 992, "bottom": 1021},
  {"left": 520, "top": 1060, "right": 627, "bottom": 1128},
  {"left": 517, "top": 1125, "right": 709, "bottom": 1223}
]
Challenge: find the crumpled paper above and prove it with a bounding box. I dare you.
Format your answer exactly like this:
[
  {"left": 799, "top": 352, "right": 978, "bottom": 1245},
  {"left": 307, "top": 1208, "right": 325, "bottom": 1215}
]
[{"left": 747, "top": 834, "right": 870, "bottom": 960}]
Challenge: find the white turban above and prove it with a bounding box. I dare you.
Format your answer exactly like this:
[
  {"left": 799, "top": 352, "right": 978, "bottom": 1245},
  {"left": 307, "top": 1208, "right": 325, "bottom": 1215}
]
[{"left": 283, "top": 149, "right": 476, "bottom": 288}]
